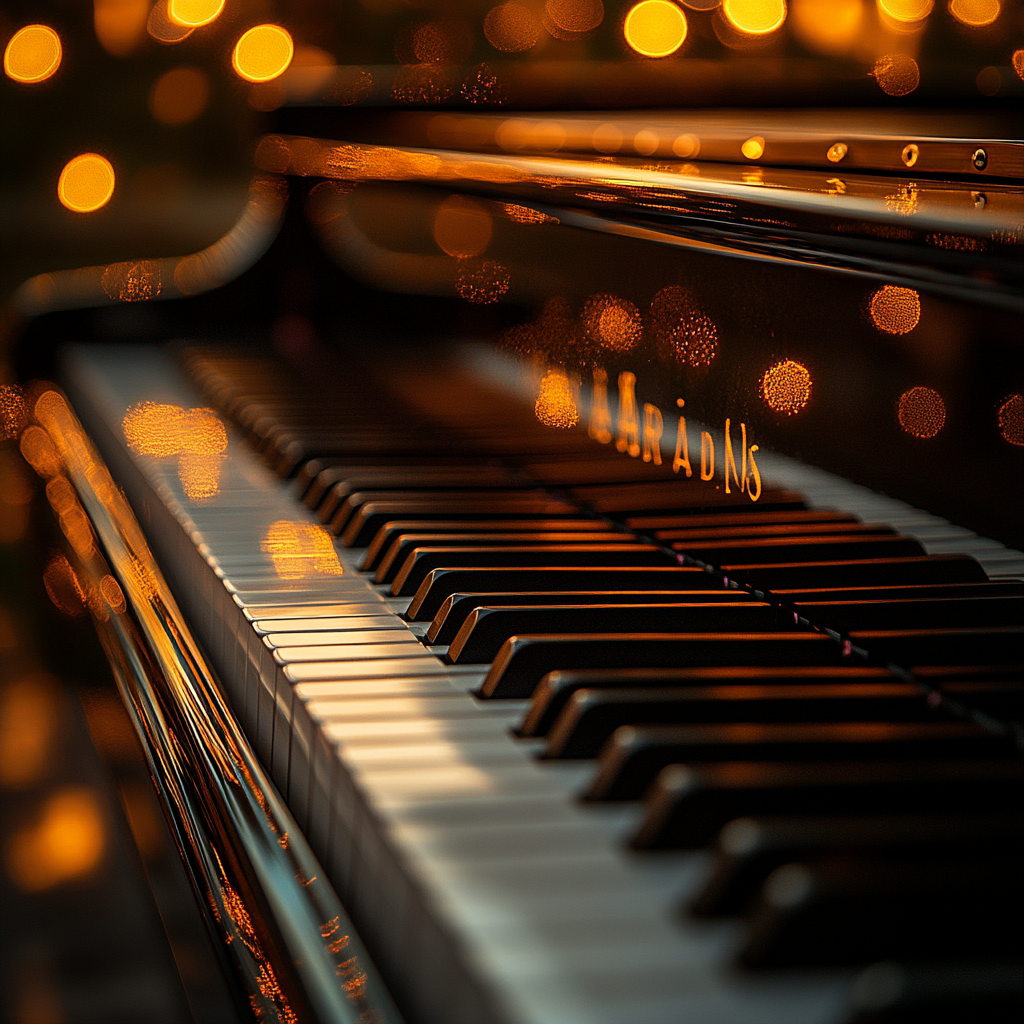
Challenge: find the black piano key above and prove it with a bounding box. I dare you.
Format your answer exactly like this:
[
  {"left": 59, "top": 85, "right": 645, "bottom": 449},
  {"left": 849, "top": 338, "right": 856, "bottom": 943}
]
[
  {"left": 630, "top": 759, "right": 1024, "bottom": 850},
  {"left": 572, "top": 482, "right": 807, "bottom": 516},
  {"left": 448, "top": 602, "right": 782, "bottom": 664},
  {"left": 937, "top": 680, "right": 1024, "bottom": 718},
  {"left": 655, "top": 521, "right": 886, "bottom": 541},
  {"left": 632, "top": 510, "right": 857, "bottom": 532},
  {"left": 690, "top": 812, "right": 1022, "bottom": 918},
  {"left": 585, "top": 721, "right": 1009, "bottom": 802},
  {"left": 342, "top": 499, "right": 581, "bottom": 546},
  {"left": 724, "top": 555, "right": 989, "bottom": 590},
  {"left": 375, "top": 532, "right": 631, "bottom": 584},
  {"left": 428, "top": 590, "right": 755, "bottom": 645},
  {"left": 405, "top": 566, "right": 722, "bottom": 620},
  {"left": 520, "top": 666, "right": 897, "bottom": 738},
  {"left": 303, "top": 460, "right": 500, "bottom": 509},
  {"left": 675, "top": 535, "right": 925, "bottom": 564},
  {"left": 361, "top": 519, "right": 609, "bottom": 571},
  {"left": 776, "top": 582, "right": 1024, "bottom": 602},
  {"left": 793, "top": 596, "right": 1024, "bottom": 630},
  {"left": 848, "top": 627, "right": 1024, "bottom": 665},
  {"left": 543, "top": 682, "right": 947, "bottom": 759},
  {"left": 480, "top": 632, "right": 841, "bottom": 699},
  {"left": 738, "top": 856, "right": 1021, "bottom": 967},
  {"left": 392, "top": 544, "right": 676, "bottom": 596}
]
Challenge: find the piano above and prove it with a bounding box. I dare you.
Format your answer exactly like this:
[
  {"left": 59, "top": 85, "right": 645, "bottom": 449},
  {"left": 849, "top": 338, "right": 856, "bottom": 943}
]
[{"left": 4, "top": 2, "right": 1023, "bottom": 1022}]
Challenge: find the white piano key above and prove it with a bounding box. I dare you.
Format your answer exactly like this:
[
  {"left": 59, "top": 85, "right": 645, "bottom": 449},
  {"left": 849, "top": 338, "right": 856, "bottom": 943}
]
[
  {"left": 264, "top": 629, "right": 414, "bottom": 648},
  {"left": 252, "top": 615, "right": 400, "bottom": 634}
]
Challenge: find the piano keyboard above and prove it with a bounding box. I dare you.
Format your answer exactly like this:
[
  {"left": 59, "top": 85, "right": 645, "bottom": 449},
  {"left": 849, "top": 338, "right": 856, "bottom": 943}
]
[{"left": 63, "top": 342, "right": 1022, "bottom": 1024}]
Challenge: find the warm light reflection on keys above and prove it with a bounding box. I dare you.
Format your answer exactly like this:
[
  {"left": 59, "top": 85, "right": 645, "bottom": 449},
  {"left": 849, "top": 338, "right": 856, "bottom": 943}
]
[{"left": 262, "top": 521, "right": 344, "bottom": 579}]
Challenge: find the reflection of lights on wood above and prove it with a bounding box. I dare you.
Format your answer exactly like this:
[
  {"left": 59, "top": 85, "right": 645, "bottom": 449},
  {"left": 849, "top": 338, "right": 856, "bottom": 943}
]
[
  {"left": 877, "top": 0, "right": 933, "bottom": 21},
  {"left": 948, "top": 0, "right": 1000, "bottom": 25},
  {"left": 100, "top": 575, "right": 127, "bottom": 613},
  {"left": 484, "top": 3, "right": 543, "bottom": 51},
  {"left": 503, "top": 203, "right": 557, "bottom": 224},
  {"left": 232, "top": 25, "right": 294, "bottom": 83},
  {"left": 43, "top": 553, "right": 88, "bottom": 618},
  {"left": 885, "top": 182, "right": 918, "bottom": 215},
  {"left": 535, "top": 371, "right": 580, "bottom": 429},
  {"left": 58, "top": 154, "right": 115, "bottom": 213},
  {"left": 1014, "top": 50, "right": 1024, "bottom": 81},
  {"left": 4, "top": 25, "right": 62, "bottom": 83},
  {"left": 0, "top": 385, "right": 28, "bottom": 440},
  {"left": 6, "top": 787, "right": 106, "bottom": 891},
  {"left": 19, "top": 426, "right": 63, "bottom": 478},
  {"left": 168, "top": 0, "right": 225, "bottom": 27},
  {"left": 393, "top": 63, "right": 458, "bottom": 104},
  {"left": 462, "top": 61, "right": 503, "bottom": 104},
  {"left": 94, "top": 0, "right": 149, "bottom": 56},
  {"left": 149, "top": 66, "right": 210, "bottom": 125},
  {"left": 997, "top": 394, "right": 1024, "bottom": 446},
  {"left": 873, "top": 53, "right": 920, "bottom": 96},
  {"left": 262, "top": 521, "right": 343, "bottom": 579},
  {"left": 624, "top": 1, "right": 688, "bottom": 57},
  {"left": 101, "top": 260, "right": 162, "bottom": 302},
  {"left": 434, "top": 195, "right": 493, "bottom": 257},
  {"left": 898, "top": 387, "right": 945, "bottom": 438},
  {"left": 827, "top": 142, "right": 848, "bottom": 163},
  {"left": 673, "top": 133, "right": 699, "bottom": 157},
  {"left": 791, "top": 0, "right": 863, "bottom": 55},
  {"left": 869, "top": 285, "right": 920, "bottom": 334},
  {"left": 0, "top": 673, "right": 59, "bottom": 788},
  {"left": 593, "top": 123, "right": 623, "bottom": 153},
  {"left": 634, "top": 129, "right": 660, "bottom": 155},
  {"left": 649, "top": 286, "right": 718, "bottom": 367},
  {"left": 760, "top": 360, "right": 812, "bottom": 415},
  {"left": 722, "top": 0, "right": 788, "bottom": 34},
  {"left": 583, "top": 294, "right": 642, "bottom": 352},
  {"left": 456, "top": 259, "right": 510, "bottom": 303},
  {"left": 741, "top": 136, "right": 765, "bottom": 160}
]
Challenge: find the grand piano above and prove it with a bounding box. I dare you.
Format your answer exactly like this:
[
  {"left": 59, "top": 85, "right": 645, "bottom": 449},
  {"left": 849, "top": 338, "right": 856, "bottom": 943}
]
[{"left": 4, "top": 2, "right": 1023, "bottom": 1022}]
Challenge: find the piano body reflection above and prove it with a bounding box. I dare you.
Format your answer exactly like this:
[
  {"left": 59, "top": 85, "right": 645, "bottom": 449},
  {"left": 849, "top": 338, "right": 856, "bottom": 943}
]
[{"left": 5, "top": 2, "right": 1023, "bottom": 1022}]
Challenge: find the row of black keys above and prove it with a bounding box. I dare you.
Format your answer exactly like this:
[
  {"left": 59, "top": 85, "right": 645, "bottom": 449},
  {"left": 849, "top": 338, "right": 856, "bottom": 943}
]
[{"left": 184, "top": 352, "right": 1023, "bottom": 979}]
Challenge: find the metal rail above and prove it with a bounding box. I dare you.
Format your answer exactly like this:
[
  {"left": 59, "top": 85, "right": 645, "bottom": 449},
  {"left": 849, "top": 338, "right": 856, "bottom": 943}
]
[{"left": 33, "top": 388, "right": 403, "bottom": 1024}]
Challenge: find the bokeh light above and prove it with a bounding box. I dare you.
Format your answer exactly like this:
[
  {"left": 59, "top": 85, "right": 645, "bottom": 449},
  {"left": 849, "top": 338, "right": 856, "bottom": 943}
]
[
  {"left": 997, "top": 394, "right": 1024, "bottom": 446},
  {"left": 0, "top": 673, "right": 59, "bottom": 789},
  {"left": 0, "top": 385, "right": 28, "bottom": 440},
  {"left": 624, "top": 1, "right": 688, "bottom": 57},
  {"left": 4, "top": 25, "right": 62, "bottom": 83},
  {"left": 123, "top": 402, "right": 186, "bottom": 456},
  {"left": 583, "top": 294, "right": 643, "bottom": 352},
  {"left": 262, "top": 521, "right": 343, "bottom": 579},
  {"left": 873, "top": 53, "right": 920, "bottom": 95},
  {"left": 94, "top": 0, "right": 149, "bottom": 56},
  {"left": 456, "top": 260, "right": 510, "bottom": 303},
  {"left": 232, "top": 25, "right": 294, "bottom": 83},
  {"left": 877, "top": 0, "right": 933, "bottom": 21},
  {"left": 434, "top": 195, "right": 494, "bottom": 257},
  {"left": 101, "top": 260, "right": 162, "bottom": 302},
  {"left": 1014, "top": 50, "right": 1024, "bottom": 81},
  {"left": 57, "top": 154, "right": 115, "bottom": 213},
  {"left": 791, "top": 0, "right": 863, "bottom": 54},
  {"left": 948, "top": 0, "right": 1000, "bottom": 25},
  {"left": 149, "top": 66, "right": 210, "bottom": 125},
  {"left": 147, "top": 0, "right": 193, "bottom": 43},
  {"left": 898, "top": 387, "right": 945, "bottom": 438},
  {"left": 722, "top": 0, "right": 788, "bottom": 34},
  {"left": 168, "top": 0, "right": 225, "bottom": 27},
  {"left": 484, "top": 3, "right": 543, "bottom": 52},
  {"left": 535, "top": 370, "right": 580, "bottom": 428},
  {"left": 43, "top": 553, "right": 87, "bottom": 618},
  {"left": 976, "top": 66, "right": 1001, "bottom": 95},
  {"left": 649, "top": 286, "right": 719, "bottom": 366},
  {"left": 741, "top": 135, "right": 765, "bottom": 159},
  {"left": 545, "top": 0, "right": 606, "bottom": 37},
  {"left": 869, "top": 285, "right": 920, "bottom": 334},
  {"left": 19, "top": 426, "right": 62, "bottom": 479},
  {"left": 760, "top": 360, "right": 812, "bottom": 414}
]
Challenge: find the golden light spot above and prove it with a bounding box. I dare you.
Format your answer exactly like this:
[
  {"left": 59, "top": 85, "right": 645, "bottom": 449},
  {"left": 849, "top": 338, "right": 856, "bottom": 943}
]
[
  {"left": 949, "top": 0, "right": 1000, "bottom": 23},
  {"left": 434, "top": 195, "right": 493, "bottom": 257},
  {"left": 760, "top": 360, "right": 812, "bottom": 415},
  {"left": 673, "top": 133, "right": 699, "bottom": 157},
  {"left": 634, "top": 129, "right": 660, "bottom": 154},
  {"left": 0, "top": 385, "right": 27, "bottom": 440},
  {"left": 392, "top": 63, "right": 458, "bottom": 104},
  {"left": 885, "top": 182, "right": 918, "bottom": 215},
  {"left": 456, "top": 260, "right": 510, "bottom": 304},
  {"left": 503, "top": 203, "right": 558, "bottom": 224},
  {"left": 123, "top": 402, "right": 186, "bottom": 457},
  {"left": 877, "top": 0, "right": 933, "bottom": 21},
  {"left": 6, "top": 787, "right": 106, "bottom": 891},
  {"left": 535, "top": 370, "right": 580, "bottom": 429},
  {"left": 0, "top": 673, "right": 59, "bottom": 788},
  {"left": 997, "top": 394, "right": 1024, "bottom": 446},
  {"left": 45, "top": 476, "right": 77, "bottom": 516},
  {"left": 827, "top": 142, "right": 849, "bottom": 162},
  {"left": 148, "top": 66, "right": 210, "bottom": 126},
  {"left": 262, "top": 521, "right": 343, "bottom": 579},
  {"left": 4, "top": 25, "right": 62, "bottom": 83},
  {"left": 869, "top": 285, "right": 920, "bottom": 334},
  {"left": 593, "top": 123, "right": 623, "bottom": 153},
  {"left": 583, "top": 295, "right": 642, "bottom": 352},
  {"left": 232, "top": 25, "right": 294, "bottom": 84},
  {"left": 484, "top": 3, "right": 543, "bottom": 52},
  {"left": 168, "top": 0, "right": 225, "bottom": 27},
  {"left": 722, "top": 0, "right": 788, "bottom": 34},
  {"left": 43, "top": 553, "right": 87, "bottom": 618},
  {"left": 100, "top": 575, "right": 127, "bottom": 613},
  {"left": 101, "top": 260, "right": 162, "bottom": 302},
  {"left": 649, "top": 286, "right": 719, "bottom": 367},
  {"left": 19, "top": 426, "right": 62, "bottom": 479},
  {"left": 741, "top": 136, "right": 765, "bottom": 160},
  {"left": 1014, "top": 50, "right": 1024, "bottom": 81},
  {"left": 545, "top": 0, "right": 605, "bottom": 37},
  {"left": 57, "top": 154, "right": 115, "bottom": 213},
  {"left": 412, "top": 21, "right": 472, "bottom": 63},
  {"left": 462, "top": 61, "right": 503, "bottom": 104},
  {"left": 873, "top": 53, "right": 920, "bottom": 95},
  {"left": 624, "top": 1, "right": 688, "bottom": 56},
  {"left": 147, "top": 0, "right": 193, "bottom": 43},
  {"left": 94, "top": 0, "right": 149, "bottom": 56},
  {"left": 791, "top": 0, "right": 863, "bottom": 54},
  {"left": 898, "top": 387, "right": 945, "bottom": 438}
]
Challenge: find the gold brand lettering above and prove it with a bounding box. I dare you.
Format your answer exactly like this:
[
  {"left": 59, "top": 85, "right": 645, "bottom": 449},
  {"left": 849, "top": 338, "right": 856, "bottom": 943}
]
[
  {"left": 747, "top": 444, "right": 762, "bottom": 501},
  {"left": 700, "top": 431, "right": 715, "bottom": 480},
  {"left": 616, "top": 371, "right": 640, "bottom": 458},
  {"left": 672, "top": 399, "right": 692, "bottom": 476},
  {"left": 642, "top": 403, "right": 664, "bottom": 464},
  {"left": 589, "top": 366, "right": 613, "bottom": 444}
]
